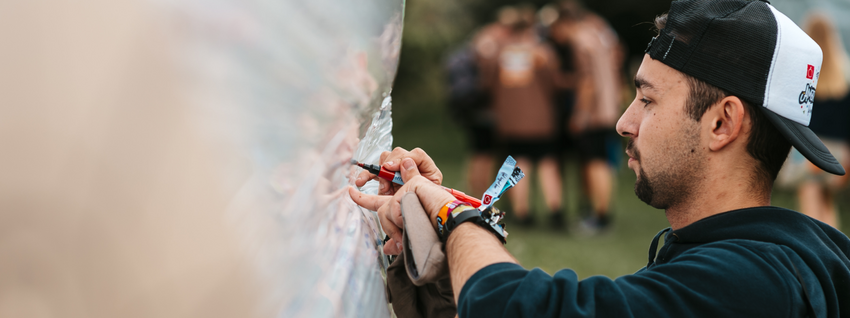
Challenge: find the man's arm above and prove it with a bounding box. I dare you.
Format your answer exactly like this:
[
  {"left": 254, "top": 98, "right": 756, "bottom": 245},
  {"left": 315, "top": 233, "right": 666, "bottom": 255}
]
[{"left": 446, "top": 222, "right": 518, "bottom": 304}]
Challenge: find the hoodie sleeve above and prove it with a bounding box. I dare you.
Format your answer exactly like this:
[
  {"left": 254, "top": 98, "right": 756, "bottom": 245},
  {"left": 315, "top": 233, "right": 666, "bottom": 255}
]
[{"left": 457, "top": 242, "right": 806, "bottom": 318}]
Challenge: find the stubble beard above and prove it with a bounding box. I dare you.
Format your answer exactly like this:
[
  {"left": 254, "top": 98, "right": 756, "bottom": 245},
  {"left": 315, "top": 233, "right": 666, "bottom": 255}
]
[
  {"left": 634, "top": 165, "right": 655, "bottom": 205},
  {"left": 631, "top": 122, "right": 703, "bottom": 210}
]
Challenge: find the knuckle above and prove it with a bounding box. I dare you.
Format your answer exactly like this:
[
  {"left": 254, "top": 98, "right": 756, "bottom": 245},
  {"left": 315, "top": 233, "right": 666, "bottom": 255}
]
[
  {"left": 411, "top": 175, "right": 428, "bottom": 184},
  {"left": 384, "top": 227, "right": 398, "bottom": 236}
]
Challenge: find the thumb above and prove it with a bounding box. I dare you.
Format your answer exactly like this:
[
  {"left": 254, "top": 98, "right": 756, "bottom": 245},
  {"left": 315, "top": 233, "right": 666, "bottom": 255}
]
[{"left": 400, "top": 158, "right": 421, "bottom": 183}]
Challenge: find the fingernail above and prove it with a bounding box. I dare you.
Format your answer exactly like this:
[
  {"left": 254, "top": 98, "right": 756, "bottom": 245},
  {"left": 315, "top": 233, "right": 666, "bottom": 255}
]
[
  {"left": 356, "top": 176, "right": 362, "bottom": 182},
  {"left": 396, "top": 242, "right": 403, "bottom": 251},
  {"left": 402, "top": 158, "right": 414, "bottom": 170},
  {"left": 379, "top": 183, "right": 384, "bottom": 190}
]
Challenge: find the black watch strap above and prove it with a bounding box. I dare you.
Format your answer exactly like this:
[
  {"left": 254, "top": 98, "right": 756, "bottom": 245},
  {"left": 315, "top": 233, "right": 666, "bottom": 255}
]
[
  {"left": 442, "top": 207, "right": 507, "bottom": 244},
  {"left": 447, "top": 209, "right": 480, "bottom": 232}
]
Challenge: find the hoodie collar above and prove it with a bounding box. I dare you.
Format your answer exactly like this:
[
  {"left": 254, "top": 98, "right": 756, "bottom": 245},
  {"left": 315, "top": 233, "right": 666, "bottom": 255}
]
[
  {"left": 646, "top": 206, "right": 816, "bottom": 267},
  {"left": 667, "top": 206, "right": 815, "bottom": 244}
]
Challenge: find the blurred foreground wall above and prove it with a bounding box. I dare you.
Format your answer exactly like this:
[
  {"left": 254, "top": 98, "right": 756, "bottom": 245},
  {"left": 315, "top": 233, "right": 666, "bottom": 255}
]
[{"left": 0, "top": 0, "right": 402, "bottom": 317}]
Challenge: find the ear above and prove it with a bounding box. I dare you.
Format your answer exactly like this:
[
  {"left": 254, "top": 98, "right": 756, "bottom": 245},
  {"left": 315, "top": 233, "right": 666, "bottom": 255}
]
[{"left": 703, "top": 96, "right": 746, "bottom": 152}]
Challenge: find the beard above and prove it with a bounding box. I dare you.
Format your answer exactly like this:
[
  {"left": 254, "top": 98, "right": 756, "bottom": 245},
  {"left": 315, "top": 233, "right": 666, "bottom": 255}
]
[
  {"left": 629, "top": 123, "right": 703, "bottom": 210},
  {"left": 634, "top": 165, "right": 655, "bottom": 205}
]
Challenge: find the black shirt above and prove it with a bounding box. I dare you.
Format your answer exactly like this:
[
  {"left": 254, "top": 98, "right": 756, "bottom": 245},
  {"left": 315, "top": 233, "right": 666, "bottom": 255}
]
[{"left": 810, "top": 93, "right": 850, "bottom": 142}]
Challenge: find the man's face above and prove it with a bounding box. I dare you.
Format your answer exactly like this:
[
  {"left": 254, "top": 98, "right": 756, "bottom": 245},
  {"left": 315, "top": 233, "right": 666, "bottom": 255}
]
[{"left": 616, "top": 55, "right": 705, "bottom": 210}]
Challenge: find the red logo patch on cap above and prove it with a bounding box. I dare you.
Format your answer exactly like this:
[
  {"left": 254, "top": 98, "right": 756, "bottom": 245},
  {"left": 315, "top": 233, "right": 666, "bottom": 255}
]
[{"left": 806, "top": 65, "right": 814, "bottom": 80}]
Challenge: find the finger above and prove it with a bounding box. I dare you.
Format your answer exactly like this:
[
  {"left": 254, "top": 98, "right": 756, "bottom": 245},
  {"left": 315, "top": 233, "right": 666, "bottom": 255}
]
[
  {"left": 383, "top": 237, "right": 402, "bottom": 255},
  {"left": 383, "top": 148, "right": 442, "bottom": 185},
  {"left": 389, "top": 194, "right": 404, "bottom": 229},
  {"left": 355, "top": 170, "right": 374, "bottom": 187},
  {"left": 409, "top": 148, "right": 442, "bottom": 183},
  {"left": 400, "top": 158, "right": 422, "bottom": 183},
  {"left": 382, "top": 147, "right": 409, "bottom": 171},
  {"left": 379, "top": 179, "right": 393, "bottom": 195},
  {"left": 348, "top": 186, "right": 391, "bottom": 211},
  {"left": 379, "top": 150, "right": 391, "bottom": 166},
  {"left": 378, "top": 201, "right": 403, "bottom": 245}
]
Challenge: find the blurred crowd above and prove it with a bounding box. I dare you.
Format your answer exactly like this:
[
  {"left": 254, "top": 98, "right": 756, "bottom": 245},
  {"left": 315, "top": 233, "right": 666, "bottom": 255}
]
[
  {"left": 445, "top": 0, "right": 850, "bottom": 233},
  {"left": 446, "top": 1, "right": 624, "bottom": 233}
]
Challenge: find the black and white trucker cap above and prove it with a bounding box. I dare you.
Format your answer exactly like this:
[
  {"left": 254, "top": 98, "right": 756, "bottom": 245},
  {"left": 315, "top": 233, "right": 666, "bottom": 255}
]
[{"left": 645, "top": 0, "right": 846, "bottom": 175}]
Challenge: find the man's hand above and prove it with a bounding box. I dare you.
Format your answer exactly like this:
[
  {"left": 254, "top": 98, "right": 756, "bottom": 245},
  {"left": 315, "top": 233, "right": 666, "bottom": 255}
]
[
  {"left": 349, "top": 158, "right": 454, "bottom": 255},
  {"left": 354, "top": 147, "right": 443, "bottom": 195}
]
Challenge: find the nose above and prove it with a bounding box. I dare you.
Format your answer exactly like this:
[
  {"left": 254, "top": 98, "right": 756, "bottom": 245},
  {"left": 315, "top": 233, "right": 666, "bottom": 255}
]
[{"left": 616, "top": 99, "right": 640, "bottom": 138}]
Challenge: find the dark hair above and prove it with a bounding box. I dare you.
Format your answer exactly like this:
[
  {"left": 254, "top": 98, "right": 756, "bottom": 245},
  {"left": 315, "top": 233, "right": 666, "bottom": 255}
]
[{"left": 654, "top": 14, "right": 791, "bottom": 191}]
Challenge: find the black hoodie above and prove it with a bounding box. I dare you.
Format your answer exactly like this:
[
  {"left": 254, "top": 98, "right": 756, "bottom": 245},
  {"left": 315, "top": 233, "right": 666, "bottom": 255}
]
[{"left": 458, "top": 207, "right": 850, "bottom": 317}]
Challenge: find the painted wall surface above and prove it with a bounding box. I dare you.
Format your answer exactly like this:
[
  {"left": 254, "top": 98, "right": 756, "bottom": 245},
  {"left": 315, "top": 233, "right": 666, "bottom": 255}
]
[{"left": 0, "top": 0, "right": 403, "bottom": 317}]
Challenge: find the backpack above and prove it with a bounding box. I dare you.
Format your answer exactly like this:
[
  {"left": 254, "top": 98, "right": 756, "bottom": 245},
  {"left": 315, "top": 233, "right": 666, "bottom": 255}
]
[{"left": 444, "top": 44, "right": 489, "bottom": 122}]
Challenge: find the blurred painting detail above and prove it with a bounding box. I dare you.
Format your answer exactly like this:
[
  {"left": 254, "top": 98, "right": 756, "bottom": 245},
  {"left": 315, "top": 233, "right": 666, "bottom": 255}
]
[{"left": 0, "top": 0, "right": 402, "bottom": 317}]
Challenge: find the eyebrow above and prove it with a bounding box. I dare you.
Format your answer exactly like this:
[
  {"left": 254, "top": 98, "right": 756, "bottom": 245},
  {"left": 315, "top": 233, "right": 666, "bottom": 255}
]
[{"left": 634, "top": 75, "right": 656, "bottom": 93}]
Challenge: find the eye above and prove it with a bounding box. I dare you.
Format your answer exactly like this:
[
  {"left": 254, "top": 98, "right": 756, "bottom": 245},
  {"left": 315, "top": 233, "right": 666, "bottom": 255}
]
[{"left": 640, "top": 97, "right": 651, "bottom": 107}]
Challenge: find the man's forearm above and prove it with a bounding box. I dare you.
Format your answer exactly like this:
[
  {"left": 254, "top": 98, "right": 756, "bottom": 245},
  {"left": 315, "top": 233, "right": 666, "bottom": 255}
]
[{"left": 446, "top": 222, "right": 518, "bottom": 304}]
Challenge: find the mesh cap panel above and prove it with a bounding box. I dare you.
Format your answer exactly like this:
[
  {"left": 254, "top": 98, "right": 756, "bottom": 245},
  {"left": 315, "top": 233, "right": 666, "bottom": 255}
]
[{"left": 647, "top": 0, "right": 776, "bottom": 106}]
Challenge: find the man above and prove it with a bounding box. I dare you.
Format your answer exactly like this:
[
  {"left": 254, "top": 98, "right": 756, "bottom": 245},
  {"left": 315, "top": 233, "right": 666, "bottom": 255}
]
[{"left": 352, "top": 0, "right": 850, "bottom": 316}]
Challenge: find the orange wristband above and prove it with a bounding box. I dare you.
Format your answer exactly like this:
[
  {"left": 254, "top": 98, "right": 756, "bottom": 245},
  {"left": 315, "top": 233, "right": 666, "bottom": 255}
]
[{"left": 436, "top": 200, "right": 474, "bottom": 235}]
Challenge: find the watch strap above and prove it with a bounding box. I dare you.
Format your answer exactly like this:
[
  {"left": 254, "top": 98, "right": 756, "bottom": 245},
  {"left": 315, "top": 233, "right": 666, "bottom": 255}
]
[{"left": 441, "top": 205, "right": 507, "bottom": 244}]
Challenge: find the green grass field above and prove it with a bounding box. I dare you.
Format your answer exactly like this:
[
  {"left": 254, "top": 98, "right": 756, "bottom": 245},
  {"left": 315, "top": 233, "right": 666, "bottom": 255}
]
[{"left": 390, "top": 87, "right": 850, "bottom": 280}]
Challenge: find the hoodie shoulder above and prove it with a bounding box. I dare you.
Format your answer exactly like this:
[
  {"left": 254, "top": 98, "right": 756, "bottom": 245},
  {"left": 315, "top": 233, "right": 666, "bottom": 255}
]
[
  {"left": 624, "top": 240, "right": 808, "bottom": 317},
  {"left": 665, "top": 206, "right": 850, "bottom": 318}
]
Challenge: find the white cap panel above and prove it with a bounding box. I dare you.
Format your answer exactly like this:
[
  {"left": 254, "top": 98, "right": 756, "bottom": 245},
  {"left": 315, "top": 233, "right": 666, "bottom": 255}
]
[{"left": 763, "top": 4, "right": 822, "bottom": 126}]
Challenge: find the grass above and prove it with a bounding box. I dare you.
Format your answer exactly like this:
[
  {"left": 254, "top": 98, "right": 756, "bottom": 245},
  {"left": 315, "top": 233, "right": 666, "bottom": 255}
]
[{"left": 390, "top": 84, "right": 850, "bottom": 280}]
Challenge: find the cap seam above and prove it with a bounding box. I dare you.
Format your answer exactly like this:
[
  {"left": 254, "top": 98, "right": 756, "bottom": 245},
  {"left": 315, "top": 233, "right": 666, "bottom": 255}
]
[
  {"left": 663, "top": 34, "right": 676, "bottom": 60},
  {"left": 763, "top": 3, "right": 782, "bottom": 113}
]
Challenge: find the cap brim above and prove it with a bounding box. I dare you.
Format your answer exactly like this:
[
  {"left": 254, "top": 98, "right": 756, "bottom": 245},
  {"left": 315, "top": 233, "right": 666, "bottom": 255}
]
[{"left": 761, "top": 108, "right": 845, "bottom": 175}]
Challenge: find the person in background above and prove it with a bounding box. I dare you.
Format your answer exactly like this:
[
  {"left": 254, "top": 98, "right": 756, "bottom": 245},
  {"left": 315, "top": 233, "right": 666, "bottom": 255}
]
[
  {"left": 549, "top": 0, "right": 624, "bottom": 232},
  {"left": 777, "top": 13, "right": 850, "bottom": 229},
  {"left": 539, "top": 3, "right": 581, "bottom": 206},
  {"left": 445, "top": 39, "right": 496, "bottom": 198},
  {"left": 474, "top": 5, "right": 569, "bottom": 228}
]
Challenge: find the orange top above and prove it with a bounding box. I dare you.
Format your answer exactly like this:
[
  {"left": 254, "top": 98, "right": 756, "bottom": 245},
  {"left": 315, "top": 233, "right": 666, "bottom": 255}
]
[{"left": 474, "top": 25, "right": 568, "bottom": 140}]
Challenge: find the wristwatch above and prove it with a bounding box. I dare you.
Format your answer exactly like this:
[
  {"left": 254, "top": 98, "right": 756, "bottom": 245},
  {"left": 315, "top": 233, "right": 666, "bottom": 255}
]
[{"left": 436, "top": 200, "right": 507, "bottom": 244}]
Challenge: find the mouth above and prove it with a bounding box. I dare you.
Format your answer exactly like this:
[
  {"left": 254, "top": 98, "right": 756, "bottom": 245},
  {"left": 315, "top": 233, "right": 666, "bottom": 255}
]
[
  {"left": 625, "top": 139, "right": 639, "bottom": 167},
  {"left": 625, "top": 139, "right": 637, "bottom": 158}
]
